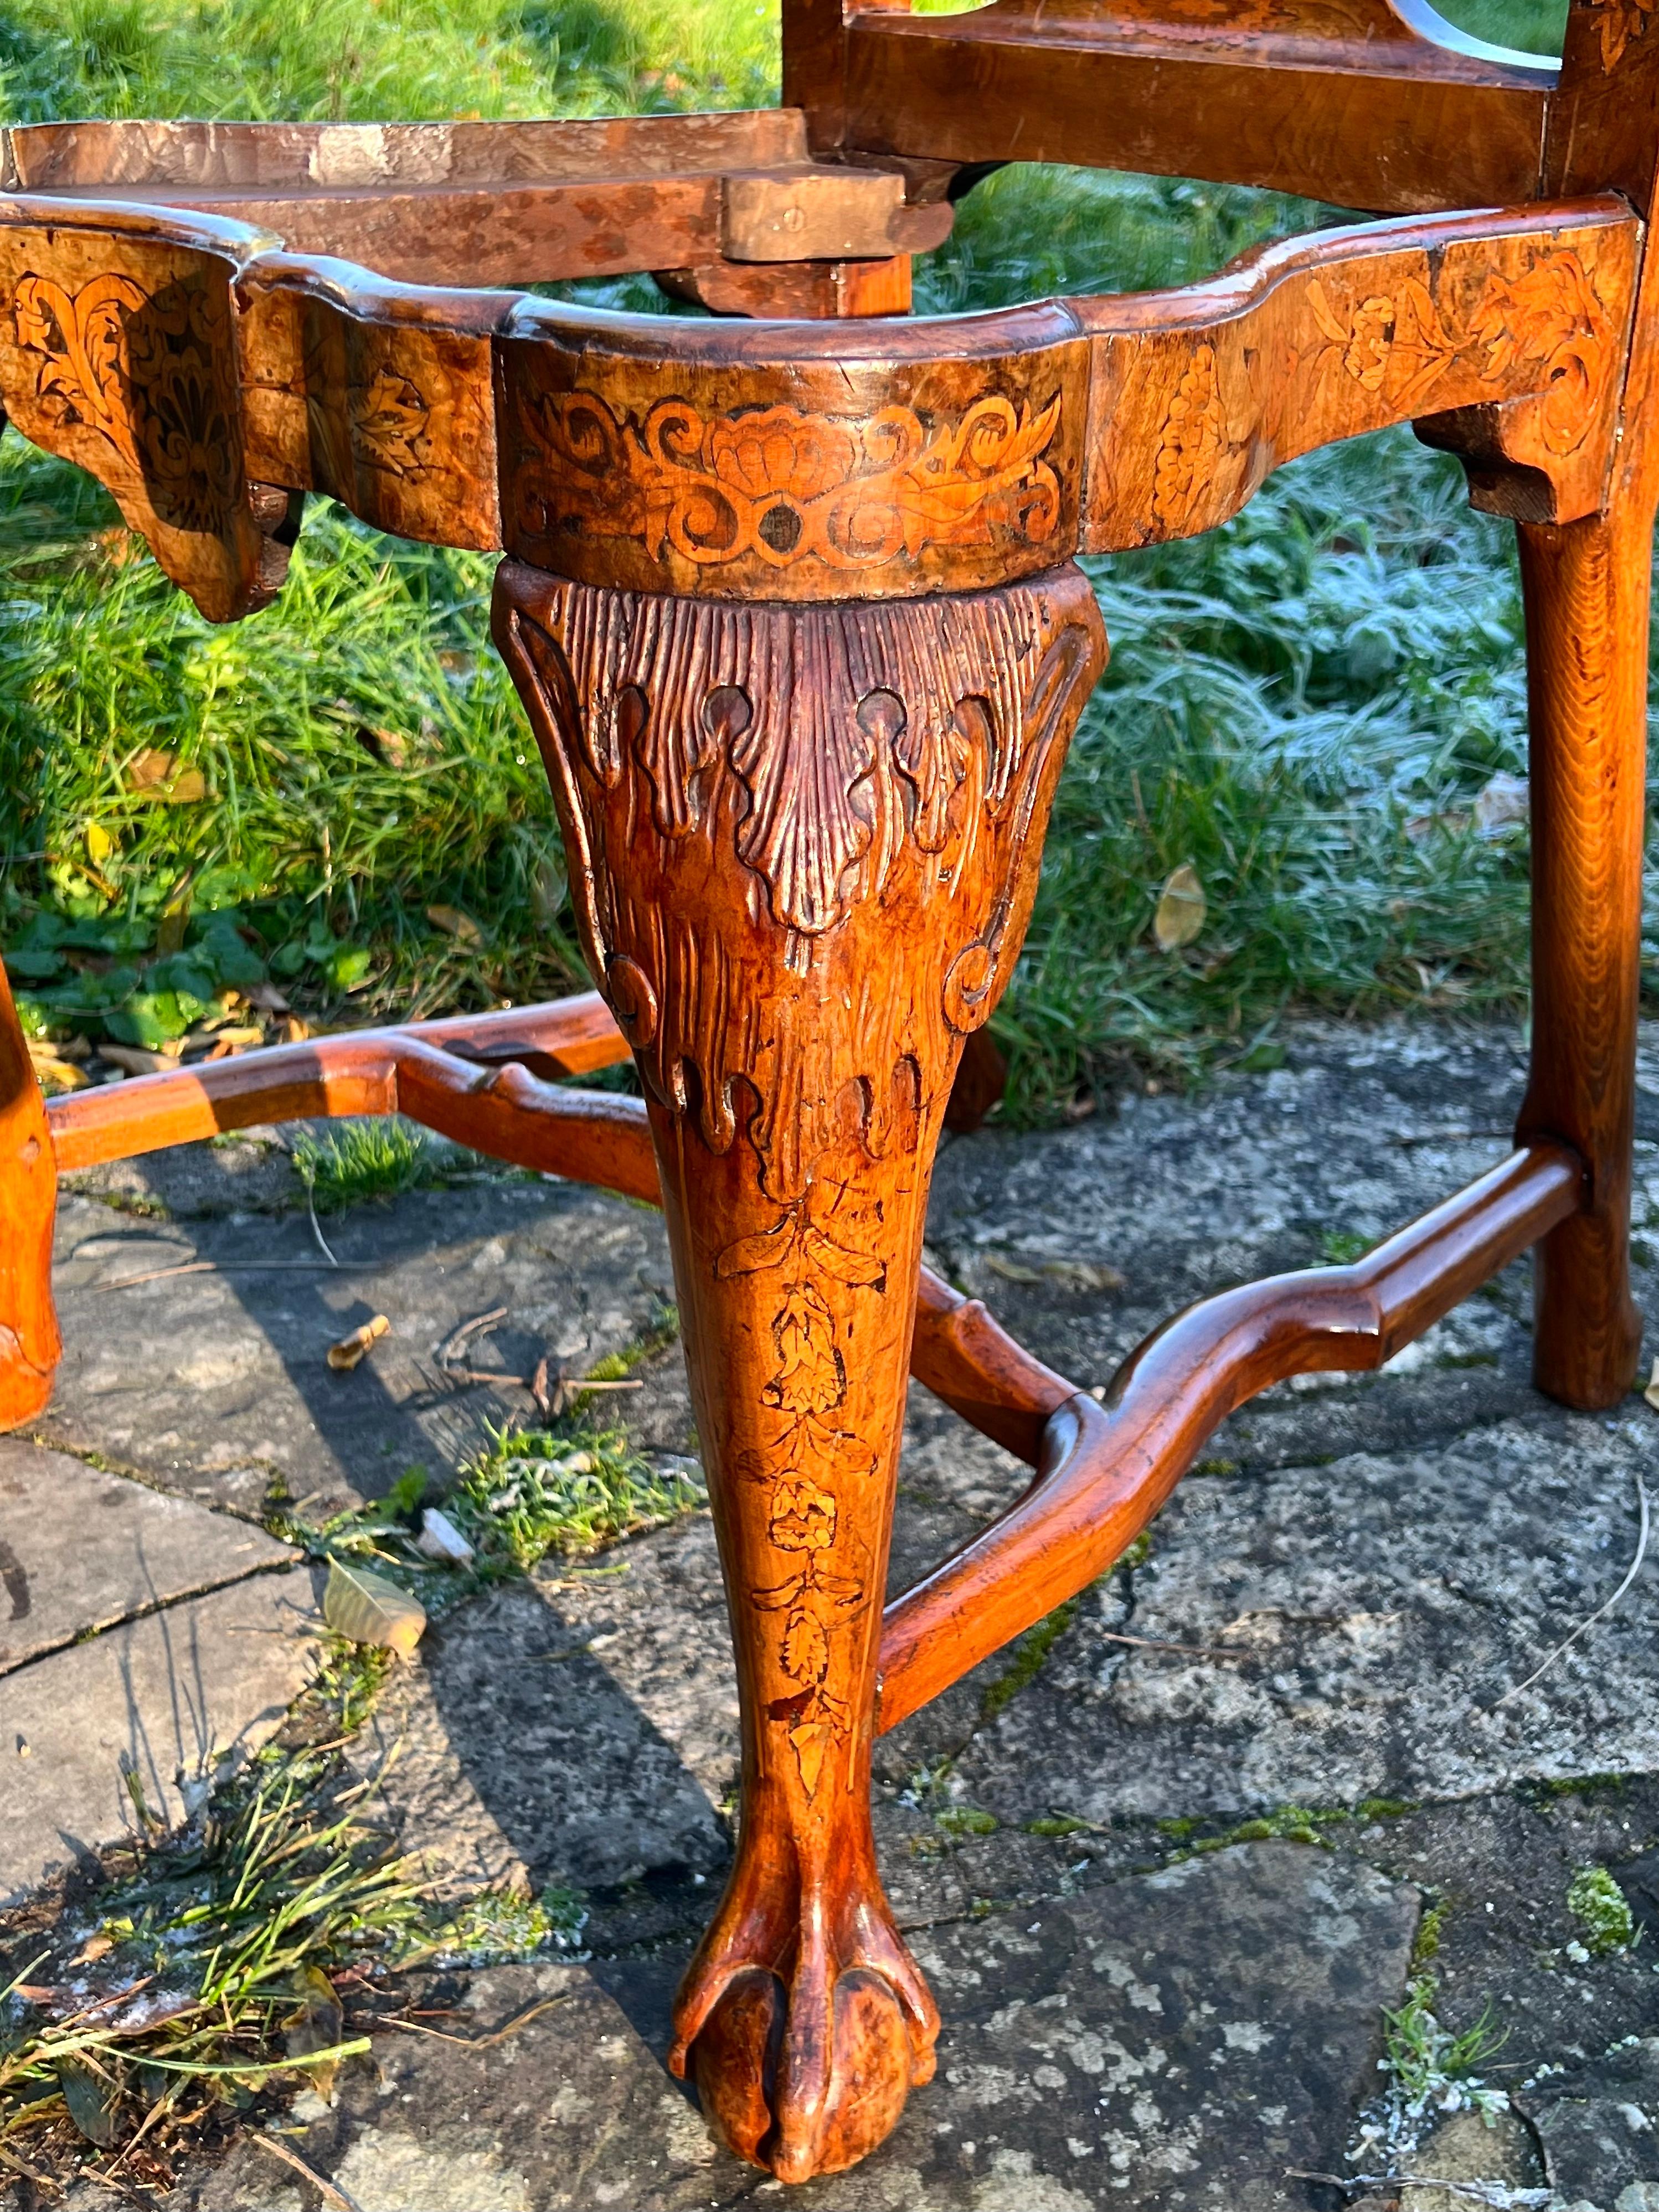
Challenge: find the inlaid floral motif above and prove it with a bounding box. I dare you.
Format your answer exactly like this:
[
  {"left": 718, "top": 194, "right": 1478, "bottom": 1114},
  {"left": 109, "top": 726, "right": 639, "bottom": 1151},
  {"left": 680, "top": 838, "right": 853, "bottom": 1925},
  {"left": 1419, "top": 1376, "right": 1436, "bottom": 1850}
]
[
  {"left": 1589, "top": 0, "right": 1656, "bottom": 70},
  {"left": 1307, "top": 275, "right": 1462, "bottom": 409},
  {"left": 1302, "top": 249, "right": 1611, "bottom": 451},
  {"left": 1152, "top": 342, "right": 1225, "bottom": 527},
  {"left": 1469, "top": 249, "right": 1612, "bottom": 457},
  {"left": 352, "top": 366, "right": 431, "bottom": 478},
  {"left": 720, "top": 1187, "right": 880, "bottom": 1799},
  {"left": 516, "top": 386, "right": 1063, "bottom": 574},
  {"left": 13, "top": 269, "right": 238, "bottom": 532}
]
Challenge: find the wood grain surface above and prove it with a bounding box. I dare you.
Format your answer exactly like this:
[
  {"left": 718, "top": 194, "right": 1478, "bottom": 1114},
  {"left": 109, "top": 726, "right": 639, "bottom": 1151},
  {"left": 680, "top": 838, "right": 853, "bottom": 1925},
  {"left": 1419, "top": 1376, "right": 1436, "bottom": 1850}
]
[
  {"left": 493, "top": 556, "right": 1106, "bottom": 2178},
  {"left": 0, "top": 960, "right": 59, "bottom": 1429}
]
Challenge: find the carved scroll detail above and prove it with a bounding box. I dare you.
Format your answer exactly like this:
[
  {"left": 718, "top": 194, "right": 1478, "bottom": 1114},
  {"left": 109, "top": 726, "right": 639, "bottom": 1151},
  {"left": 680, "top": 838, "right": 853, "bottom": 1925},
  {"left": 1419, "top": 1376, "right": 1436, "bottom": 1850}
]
[{"left": 515, "top": 388, "right": 1063, "bottom": 575}]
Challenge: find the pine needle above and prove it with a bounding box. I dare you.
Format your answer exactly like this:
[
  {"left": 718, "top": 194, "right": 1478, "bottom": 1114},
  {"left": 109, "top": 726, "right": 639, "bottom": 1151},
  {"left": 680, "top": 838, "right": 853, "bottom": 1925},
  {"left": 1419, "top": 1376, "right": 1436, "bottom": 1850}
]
[{"left": 1489, "top": 1467, "right": 1650, "bottom": 1709}]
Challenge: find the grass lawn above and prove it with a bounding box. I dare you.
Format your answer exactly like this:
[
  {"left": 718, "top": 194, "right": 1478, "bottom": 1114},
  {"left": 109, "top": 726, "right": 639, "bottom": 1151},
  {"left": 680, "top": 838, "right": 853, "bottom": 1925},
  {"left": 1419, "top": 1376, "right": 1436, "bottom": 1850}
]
[{"left": 3, "top": 0, "right": 1651, "bottom": 1119}]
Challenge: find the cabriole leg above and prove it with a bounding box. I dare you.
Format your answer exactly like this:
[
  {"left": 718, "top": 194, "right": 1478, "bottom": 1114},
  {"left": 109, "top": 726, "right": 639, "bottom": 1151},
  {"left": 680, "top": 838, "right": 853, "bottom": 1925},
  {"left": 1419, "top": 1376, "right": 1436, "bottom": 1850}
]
[
  {"left": 494, "top": 558, "right": 1105, "bottom": 2180},
  {"left": 1516, "top": 488, "right": 1653, "bottom": 1409},
  {"left": 0, "top": 954, "right": 60, "bottom": 1428}
]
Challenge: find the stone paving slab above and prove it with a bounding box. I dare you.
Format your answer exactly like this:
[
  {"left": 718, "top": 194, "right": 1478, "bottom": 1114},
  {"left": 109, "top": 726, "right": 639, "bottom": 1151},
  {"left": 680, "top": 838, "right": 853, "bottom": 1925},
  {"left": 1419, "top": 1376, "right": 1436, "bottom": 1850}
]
[
  {"left": 0, "top": 1566, "right": 318, "bottom": 1906},
  {"left": 43, "top": 1175, "right": 682, "bottom": 1516},
  {"left": 0, "top": 1436, "right": 297, "bottom": 1674},
  {"left": 152, "top": 1840, "right": 1414, "bottom": 2212},
  {"left": 16, "top": 1015, "right": 1659, "bottom": 2206}
]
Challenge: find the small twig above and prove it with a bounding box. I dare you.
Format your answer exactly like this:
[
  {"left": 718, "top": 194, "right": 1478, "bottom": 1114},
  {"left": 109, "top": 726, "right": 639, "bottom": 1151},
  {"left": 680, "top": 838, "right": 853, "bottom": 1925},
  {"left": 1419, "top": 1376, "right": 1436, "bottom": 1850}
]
[
  {"left": 0, "top": 2140, "right": 58, "bottom": 2189},
  {"left": 444, "top": 1367, "right": 529, "bottom": 1388},
  {"left": 1098, "top": 1630, "right": 1250, "bottom": 1659},
  {"left": 436, "top": 1306, "right": 508, "bottom": 1368},
  {"left": 374, "top": 1994, "right": 569, "bottom": 2049},
  {"left": 251, "top": 2134, "right": 367, "bottom": 2212},
  {"left": 1489, "top": 1467, "right": 1650, "bottom": 1709},
  {"left": 1287, "top": 2174, "right": 1551, "bottom": 2208},
  {"left": 306, "top": 1189, "right": 339, "bottom": 1269}
]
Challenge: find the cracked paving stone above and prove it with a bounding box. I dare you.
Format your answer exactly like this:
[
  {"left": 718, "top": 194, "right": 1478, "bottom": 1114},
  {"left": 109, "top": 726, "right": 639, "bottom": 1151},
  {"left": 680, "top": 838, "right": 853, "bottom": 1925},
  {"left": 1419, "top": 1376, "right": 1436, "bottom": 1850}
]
[
  {"left": 1517, "top": 2038, "right": 1659, "bottom": 2202},
  {"left": 0, "top": 1436, "right": 297, "bottom": 1673},
  {"left": 947, "top": 1412, "right": 1659, "bottom": 1826},
  {"left": 148, "top": 1840, "right": 1415, "bottom": 2212},
  {"left": 0, "top": 1566, "right": 319, "bottom": 1905}
]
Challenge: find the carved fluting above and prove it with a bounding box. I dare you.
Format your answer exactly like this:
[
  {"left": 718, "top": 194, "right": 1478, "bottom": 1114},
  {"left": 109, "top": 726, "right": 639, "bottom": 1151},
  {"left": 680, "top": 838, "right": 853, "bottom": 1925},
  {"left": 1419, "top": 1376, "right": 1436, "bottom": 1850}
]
[{"left": 493, "top": 559, "right": 1105, "bottom": 2180}]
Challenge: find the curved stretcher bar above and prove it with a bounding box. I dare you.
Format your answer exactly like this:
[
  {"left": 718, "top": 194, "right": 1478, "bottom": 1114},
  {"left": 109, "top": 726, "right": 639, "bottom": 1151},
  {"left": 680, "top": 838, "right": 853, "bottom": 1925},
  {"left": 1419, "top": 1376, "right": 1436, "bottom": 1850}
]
[
  {"left": 874, "top": 1140, "right": 1583, "bottom": 1729},
  {"left": 44, "top": 1013, "right": 1586, "bottom": 1737}
]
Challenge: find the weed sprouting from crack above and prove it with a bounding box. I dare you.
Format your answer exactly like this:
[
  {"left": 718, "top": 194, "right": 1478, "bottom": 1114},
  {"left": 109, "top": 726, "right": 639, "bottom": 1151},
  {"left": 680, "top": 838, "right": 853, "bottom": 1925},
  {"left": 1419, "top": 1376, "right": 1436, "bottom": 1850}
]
[
  {"left": 1348, "top": 1964, "right": 1511, "bottom": 2165},
  {"left": 0, "top": 1634, "right": 599, "bottom": 2193},
  {"left": 279, "top": 1420, "right": 705, "bottom": 1606},
  {"left": 290, "top": 1116, "right": 488, "bottom": 1214},
  {"left": 0, "top": 1734, "right": 421, "bottom": 2188},
  {"left": 980, "top": 1600, "right": 1079, "bottom": 1724},
  {"left": 451, "top": 1423, "right": 705, "bottom": 1569}
]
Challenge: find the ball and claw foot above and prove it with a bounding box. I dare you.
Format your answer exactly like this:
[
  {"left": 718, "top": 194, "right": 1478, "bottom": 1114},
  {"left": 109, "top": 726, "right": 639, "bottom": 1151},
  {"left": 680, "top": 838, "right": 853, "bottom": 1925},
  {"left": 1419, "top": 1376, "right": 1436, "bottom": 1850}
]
[{"left": 668, "top": 1850, "right": 940, "bottom": 2182}]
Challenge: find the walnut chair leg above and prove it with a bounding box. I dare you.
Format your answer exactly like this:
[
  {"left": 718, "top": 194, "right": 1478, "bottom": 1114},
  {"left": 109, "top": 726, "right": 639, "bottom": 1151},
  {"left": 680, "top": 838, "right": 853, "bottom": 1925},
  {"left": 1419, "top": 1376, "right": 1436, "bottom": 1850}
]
[
  {"left": 494, "top": 556, "right": 1106, "bottom": 2180},
  {"left": 1516, "top": 489, "right": 1654, "bottom": 1409},
  {"left": 0, "top": 956, "right": 60, "bottom": 1429}
]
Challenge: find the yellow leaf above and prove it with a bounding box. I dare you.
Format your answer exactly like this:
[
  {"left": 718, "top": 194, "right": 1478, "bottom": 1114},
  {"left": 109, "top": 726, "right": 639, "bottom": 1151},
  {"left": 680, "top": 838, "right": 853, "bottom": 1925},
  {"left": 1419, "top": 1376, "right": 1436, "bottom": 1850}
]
[
  {"left": 1153, "top": 862, "right": 1206, "bottom": 952},
  {"left": 282, "top": 1964, "right": 345, "bottom": 2103},
  {"left": 85, "top": 822, "right": 114, "bottom": 864},
  {"left": 323, "top": 1558, "right": 425, "bottom": 1658}
]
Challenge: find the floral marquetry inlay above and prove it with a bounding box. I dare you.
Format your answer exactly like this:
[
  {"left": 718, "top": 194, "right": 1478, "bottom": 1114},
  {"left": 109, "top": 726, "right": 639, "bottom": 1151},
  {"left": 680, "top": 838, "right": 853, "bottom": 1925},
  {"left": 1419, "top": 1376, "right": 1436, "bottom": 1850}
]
[
  {"left": 514, "top": 385, "right": 1064, "bottom": 579},
  {"left": 13, "top": 269, "right": 239, "bottom": 532},
  {"left": 1305, "top": 248, "right": 1613, "bottom": 450}
]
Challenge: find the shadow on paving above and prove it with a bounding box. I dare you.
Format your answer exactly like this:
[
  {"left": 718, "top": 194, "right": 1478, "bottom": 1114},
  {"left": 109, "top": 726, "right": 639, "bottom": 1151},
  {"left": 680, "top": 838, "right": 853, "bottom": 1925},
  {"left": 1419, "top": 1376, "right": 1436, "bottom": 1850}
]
[{"left": 24, "top": 1018, "right": 1659, "bottom": 2206}]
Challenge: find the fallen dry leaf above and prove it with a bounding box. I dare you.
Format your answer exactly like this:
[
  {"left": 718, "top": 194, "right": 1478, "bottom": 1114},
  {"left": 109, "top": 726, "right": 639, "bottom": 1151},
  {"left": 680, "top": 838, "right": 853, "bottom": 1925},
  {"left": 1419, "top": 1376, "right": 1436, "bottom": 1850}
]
[
  {"left": 327, "top": 1314, "right": 390, "bottom": 1371},
  {"left": 99, "top": 1043, "right": 182, "bottom": 1077},
  {"left": 281, "top": 1014, "right": 311, "bottom": 1044},
  {"left": 245, "top": 981, "right": 292, "bottom": 1014},
  {"left": 323, "top": 1557, "right": 425, "bottom": 1657},
  {"left": 426, "top": 903, "right": 483, "bottom": 945},
  {"left": 1153, "top": 862, "right": 1206, "bottom": 952},
  {"left": 1644, "top": 1355, "right": 1659, "bottom": 1414},
  {"left": 283, "top": 1964, "right": 346, "bottom": 2103},
  {"left": 28, "top": 1056, "right": 91, "bottom": 1094},
  {"left": 124, "top": 748, "right": 205, "bottom": 802},
  {"left": 1473, "top": 770, "right": 1529, "bottom": 838}
]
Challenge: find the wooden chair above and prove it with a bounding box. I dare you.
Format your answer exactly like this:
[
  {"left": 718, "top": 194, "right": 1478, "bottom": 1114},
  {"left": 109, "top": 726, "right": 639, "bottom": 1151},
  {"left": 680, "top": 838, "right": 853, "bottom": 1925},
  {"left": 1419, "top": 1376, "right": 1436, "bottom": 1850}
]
[{"left": 0, "top": 0, "right": 1652, "bottom": 2175}]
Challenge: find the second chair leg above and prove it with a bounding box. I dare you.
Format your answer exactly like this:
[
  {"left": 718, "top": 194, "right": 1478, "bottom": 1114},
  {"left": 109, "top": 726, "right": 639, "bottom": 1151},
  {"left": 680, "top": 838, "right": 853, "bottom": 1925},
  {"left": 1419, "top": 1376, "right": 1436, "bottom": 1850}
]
[
  {"left": 1517, "top": 489, "right": 1653, "bottom": 1409},
  {"left": 0, "top": 956, "right": 60, "bottom": 1429}
]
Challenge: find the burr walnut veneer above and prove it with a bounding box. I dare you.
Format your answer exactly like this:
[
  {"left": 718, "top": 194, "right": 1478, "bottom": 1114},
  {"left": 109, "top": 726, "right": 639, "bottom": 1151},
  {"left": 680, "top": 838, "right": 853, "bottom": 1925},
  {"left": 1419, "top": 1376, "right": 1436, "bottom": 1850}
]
[{"left": 2, "top": 0, "right": 1657, "bottom": 2175}]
